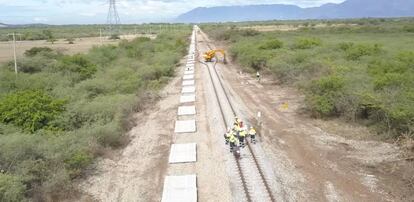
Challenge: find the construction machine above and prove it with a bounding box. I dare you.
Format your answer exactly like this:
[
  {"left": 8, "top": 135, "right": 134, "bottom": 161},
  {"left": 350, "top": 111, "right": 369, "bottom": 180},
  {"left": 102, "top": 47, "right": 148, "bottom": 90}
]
[{"left": 203, "top": 49, "right": 226, "bottom": 63}]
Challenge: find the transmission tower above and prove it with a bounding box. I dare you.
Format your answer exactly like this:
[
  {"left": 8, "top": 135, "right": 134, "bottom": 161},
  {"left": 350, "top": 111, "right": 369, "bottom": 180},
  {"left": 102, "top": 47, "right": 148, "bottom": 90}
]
[{"left": 107, "top": 0, "right": 121, "bottom": 35}]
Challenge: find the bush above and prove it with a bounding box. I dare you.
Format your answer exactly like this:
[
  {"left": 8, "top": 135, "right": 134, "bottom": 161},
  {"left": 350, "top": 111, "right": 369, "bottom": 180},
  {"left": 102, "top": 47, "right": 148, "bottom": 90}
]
[
  {"left": 66, "top": 38, "right": 75, "bottom": 44},
  {"left": 0, "top": 90, "right": 65, "bottom": 132},
  {"left": 12, "top": 56, "right": 56, "bottom": 74},
  {"left": 64, "top": 151, "right": 93, "bottom": 178},
  {"left": 307, "top": 75, "right": 345, "bottom": 116},
  {"left": 342, "top": 43, "right": 382, "bottom": 60},
  {"left": 293, "top": 38, "right": 322, "bottom": 49},
  {"left": 0, "top": 174, "right": 26, "bottom": 202},
  {"left": 238, "top": 29, "right": 260, "bottom": 37},
  {"left": 403, "top": 25, "right": 414, "bottom": 33},
  {"left": 368, "top": 51, "right": 413, "bottom": 90},
  {"left": 259, "top": 39, "right": 283, "bottom": 50},
  {"left": 59, "top": 54, "right": 97, "bottom": 80},
  {"left": 109, "top": 34, "right": 120, "bottom": 40},
  {"left": 24, "top": 47, "right": 53, "bottom": 57},
  {"left": 308, "top": 95, "right": 336, "bottom": 116}
]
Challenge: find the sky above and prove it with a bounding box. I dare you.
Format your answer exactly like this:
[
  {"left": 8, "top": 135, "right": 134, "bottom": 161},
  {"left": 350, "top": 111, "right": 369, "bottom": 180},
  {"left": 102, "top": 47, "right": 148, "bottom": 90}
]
[{"left": 0, "top": 0, "right": 345, "bottom": 24}]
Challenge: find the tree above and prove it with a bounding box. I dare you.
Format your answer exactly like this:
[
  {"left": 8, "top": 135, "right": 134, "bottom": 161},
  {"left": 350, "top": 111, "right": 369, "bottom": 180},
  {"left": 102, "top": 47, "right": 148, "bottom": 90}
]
[
  {"left": 43, "top": 30, "right": 57, "bottom": 44},
  {"left": 0, "top": 90, "right": 65, "bottom": 132},
  {"left": 66, "top": 38, "right": 75, "bottom": 44}
]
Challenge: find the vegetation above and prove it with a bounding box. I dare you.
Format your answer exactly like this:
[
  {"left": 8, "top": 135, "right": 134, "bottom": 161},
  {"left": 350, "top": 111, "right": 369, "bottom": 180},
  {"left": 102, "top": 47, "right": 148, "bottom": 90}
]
[
  {"left": 66, "top": 38, "right": 75, "bottom": 44},
  {"left": 0, "top": 24, "right": 191, "bottom": 41},
  {"left": 0, "top": 29, "right": 190, "bottom": 201},
  {"left": 202, "top": 18, "right": 414, "bottom": 138}
]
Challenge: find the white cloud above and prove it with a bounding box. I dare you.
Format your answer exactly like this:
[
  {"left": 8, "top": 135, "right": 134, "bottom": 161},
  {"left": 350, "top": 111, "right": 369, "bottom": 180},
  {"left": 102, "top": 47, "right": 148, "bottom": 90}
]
[
  {"left": 2, "top": 0, "right": 346, "bottom": 24},
  {"left": 33, "top": 17, "right": 48, "bottom": 22}
]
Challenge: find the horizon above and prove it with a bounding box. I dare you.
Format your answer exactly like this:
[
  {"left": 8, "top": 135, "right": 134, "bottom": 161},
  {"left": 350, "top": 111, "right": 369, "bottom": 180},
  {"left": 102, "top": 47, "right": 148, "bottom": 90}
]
[{"left": 0, "top": 0, "right": 346, "bottom": 25}]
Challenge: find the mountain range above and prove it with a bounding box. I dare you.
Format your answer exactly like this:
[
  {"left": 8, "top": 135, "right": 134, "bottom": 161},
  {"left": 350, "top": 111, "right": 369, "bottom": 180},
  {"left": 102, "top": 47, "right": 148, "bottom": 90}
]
[{"left": 176, "top": 0, "right": 414, "bottom": 23}]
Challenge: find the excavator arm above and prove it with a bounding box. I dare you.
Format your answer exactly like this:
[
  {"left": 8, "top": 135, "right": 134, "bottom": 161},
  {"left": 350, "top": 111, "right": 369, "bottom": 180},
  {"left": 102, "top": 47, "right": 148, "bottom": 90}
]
[{"left": 203, "top": 49, "right": 226, "bottom": 63}]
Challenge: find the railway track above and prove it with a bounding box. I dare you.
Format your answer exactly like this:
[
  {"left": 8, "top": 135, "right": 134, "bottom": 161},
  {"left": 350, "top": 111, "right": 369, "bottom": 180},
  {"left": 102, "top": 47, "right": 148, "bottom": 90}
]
[{"left": 197, "top": 28, "right": 276, "bottom": 202}]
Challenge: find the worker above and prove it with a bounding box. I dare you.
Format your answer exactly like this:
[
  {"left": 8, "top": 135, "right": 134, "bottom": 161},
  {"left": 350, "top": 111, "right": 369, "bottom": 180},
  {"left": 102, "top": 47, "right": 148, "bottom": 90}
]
[
  {"left": 234, "top": 116, "right": 239, "bottom": 127},
  {"left": 239, "top": 129, "right": 247, "bottom": 148},
  {"left": 224, "top": 127, "right": 232, "bottom": 145},
  {"left": 229, "top": 133, "right": 239, "bottom": 153},
  {"left": 256, "top": 71, "right": 261, "bottom": 83},
  {"left": 232, "top": 122, "right": 239, "bottom": 135},
  {"left": 234, "top": 116, "right": 243, "bottom": 128},
  {"left": 249, "top": 126, "right": 257, "bottom": 144}
]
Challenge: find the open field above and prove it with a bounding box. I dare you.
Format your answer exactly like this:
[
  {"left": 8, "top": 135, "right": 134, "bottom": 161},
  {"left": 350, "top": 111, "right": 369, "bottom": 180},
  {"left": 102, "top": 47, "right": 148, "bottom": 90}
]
[
  {"left": 0, "top": 34, "right": 156, "bottom": 64},
  {"left": 0, "top": 24, "right": 191, "bottom": 41},
  {"left": 239, "top": 23, "right": 359, "bottom": 32}
]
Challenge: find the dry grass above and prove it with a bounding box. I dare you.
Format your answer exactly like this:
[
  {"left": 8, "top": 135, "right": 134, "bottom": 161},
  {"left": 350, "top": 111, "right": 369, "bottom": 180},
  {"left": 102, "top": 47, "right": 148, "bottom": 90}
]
[
  {"left": 240, "top": 23, "right": 358, "bottom": 32},
  {"left": 0, "top": 34, "right": 155, "bottom": 64}
]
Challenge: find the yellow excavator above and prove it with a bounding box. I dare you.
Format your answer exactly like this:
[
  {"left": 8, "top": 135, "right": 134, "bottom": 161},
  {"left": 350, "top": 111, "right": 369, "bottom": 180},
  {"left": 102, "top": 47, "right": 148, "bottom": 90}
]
[{"left": 203, "top": 49, "right": 226, "bottom": 63}]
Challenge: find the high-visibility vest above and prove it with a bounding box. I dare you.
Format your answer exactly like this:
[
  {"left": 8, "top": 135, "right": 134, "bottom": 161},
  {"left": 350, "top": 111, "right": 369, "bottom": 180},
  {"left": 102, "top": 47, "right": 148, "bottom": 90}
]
[
  {"left": 249, "top": 128, "right": 256, "bottom": 135},
  {"left": 239, "top": 130, "right": 247, "bottom": 137},
  {"left": 225, "top": 131, "right": 232, "bottom": 138},
  {"left": 233, "top": 125, "right": 240, "bottom": 132},
  {"left": 229, "top": 135, "right": 238, "bottom": 143}
]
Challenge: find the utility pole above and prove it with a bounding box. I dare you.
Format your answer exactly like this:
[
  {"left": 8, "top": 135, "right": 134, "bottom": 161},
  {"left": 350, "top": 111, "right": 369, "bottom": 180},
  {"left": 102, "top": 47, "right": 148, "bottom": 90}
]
[
  {"left": 7, "top": 32, "right": 20, "bottom": 74},
  {"left": 99, "top": 29, "right": 103, "bottom": 45}
]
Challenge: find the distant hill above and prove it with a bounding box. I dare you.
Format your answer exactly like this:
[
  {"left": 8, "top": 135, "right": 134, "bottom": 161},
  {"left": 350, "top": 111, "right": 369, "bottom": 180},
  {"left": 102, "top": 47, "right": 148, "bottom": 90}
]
[
  {"left": 0, "top": 23, "right": 50, "bottom": 28},
  {"left": 176, "top": 0, "right": 414, "bottom": 22}
]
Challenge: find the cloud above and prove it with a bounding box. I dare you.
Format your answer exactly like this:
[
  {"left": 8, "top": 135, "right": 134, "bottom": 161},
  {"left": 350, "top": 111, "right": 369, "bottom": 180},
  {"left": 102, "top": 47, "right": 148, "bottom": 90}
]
[
  {"left": 1, "top": 0, "right": 346, "bottom": 24},
  {"left": 33, "top": 17, "right": 48, "bottom": 22}
]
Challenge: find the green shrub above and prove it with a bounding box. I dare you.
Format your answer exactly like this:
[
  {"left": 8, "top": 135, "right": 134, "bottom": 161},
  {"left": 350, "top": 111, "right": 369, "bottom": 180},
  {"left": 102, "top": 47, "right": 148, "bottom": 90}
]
[
  {"left": 88, "top": 45, "right": 119, "bottom": 67},
  {"left": 58, "top": 54, "right": 97, "bottom": 80},
  {"left": 238, "top": 29, "right": 260, "bottom": 37},
  {"left": 13, "top": 56, "right": 56, "bottom": 74},
  {"left": 307, "top": 75, "right": 345, "bottom": 116},
  {"left": 293, "top": 38, "right": 322, "bottom": 49},
  {"left": 259, "top": 39, "right": 283, "bottom": 50},
  {"left": 368, "top": 52, "right": 413, "bottom": 90},
  {"left": 344, "top": 43, "right": 382, "bottom": 60},
  {"left": 64, "top": 151, "right": 92, "bottom": 178},
  {"left": 338, "top": 42, "right": 355, "bottom": 51},
  {"left": 0, "top": 90, "right": 65, "bottom": 132},
  {"left": 24, "top": 47, "right": 53, "bottom": 57},
  {"left": 0, "top": 174, "right": 26, "bottom": 202},
  {"left": 109, "top": 34, "right": 120, "bottom": 40},
  {"left": 308, "top": 95, "right": 336, "bottom": 116},
  {"left": 403, "top": 25, "right": 414, "bottom": 33}
]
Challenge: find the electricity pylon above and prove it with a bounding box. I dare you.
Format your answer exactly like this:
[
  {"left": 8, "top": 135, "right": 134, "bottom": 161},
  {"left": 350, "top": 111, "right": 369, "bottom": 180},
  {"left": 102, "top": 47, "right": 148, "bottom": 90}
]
[{"left": 107, "top": 0, "right": 121, "bottom": 35}]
